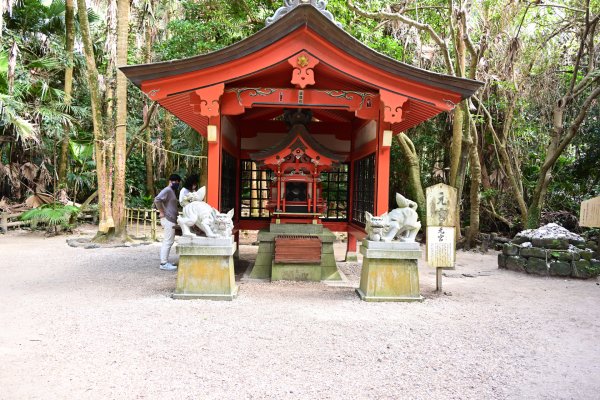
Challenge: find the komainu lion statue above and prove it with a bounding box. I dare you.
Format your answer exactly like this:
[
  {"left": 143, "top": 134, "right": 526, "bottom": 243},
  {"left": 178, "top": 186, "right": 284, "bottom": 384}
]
[
  {"left": 365, "top": 193, "right": 421, "bottom": 242},
  {"left": 177, "top": 186, "right": 234, "bottom": 238}
]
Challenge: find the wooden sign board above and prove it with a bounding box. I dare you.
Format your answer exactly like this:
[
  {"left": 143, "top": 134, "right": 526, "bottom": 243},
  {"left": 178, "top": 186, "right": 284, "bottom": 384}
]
[
  {"left": 580, "top": 196, "right": 600, "bottom": 228},
  {"left": 426, "top": 226, "right": 456, "bottom": 268},
  {"left": 426, "top": 184, "right": 457, "bottom": 272},
  {"left": 426, "top": 183, "right": 458, "bottom": 227}
]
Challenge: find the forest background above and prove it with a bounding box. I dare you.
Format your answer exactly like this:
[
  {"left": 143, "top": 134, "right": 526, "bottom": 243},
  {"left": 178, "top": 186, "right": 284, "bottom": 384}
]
[{"left": 0, "top": 0, "right": 598, "bottom": 245}]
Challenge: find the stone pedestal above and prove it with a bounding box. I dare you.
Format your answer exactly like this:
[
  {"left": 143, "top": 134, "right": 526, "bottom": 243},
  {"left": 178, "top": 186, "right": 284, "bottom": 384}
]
[
  {"left": 249, "top": 223, "right": 341, "bottom": 281},
  {"left": 173, "top": 236, "right": 238, "bottom": 300},
  {"left": 357, "top": 240, "right": 423, "bottom": 302}
]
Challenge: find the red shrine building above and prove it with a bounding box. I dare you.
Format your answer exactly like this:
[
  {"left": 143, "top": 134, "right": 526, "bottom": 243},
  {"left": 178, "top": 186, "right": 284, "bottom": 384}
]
[{"left": 121, "top": 1, "right": 482, "bottom": 260}]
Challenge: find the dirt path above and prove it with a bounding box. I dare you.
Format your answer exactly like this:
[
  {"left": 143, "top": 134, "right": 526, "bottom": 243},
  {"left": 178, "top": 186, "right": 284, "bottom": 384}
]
[{"left": 1, "top": 227, "right": 599, "bottom": 399}]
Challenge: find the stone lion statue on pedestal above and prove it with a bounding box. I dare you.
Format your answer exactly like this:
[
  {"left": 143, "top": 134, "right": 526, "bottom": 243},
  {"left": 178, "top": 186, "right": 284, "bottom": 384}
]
[
  {"left": 177, "top": 187, "right": 234, "bottom": 238},
  {"left": 365, "top": 193, "right": 421, "bottom": 242}
]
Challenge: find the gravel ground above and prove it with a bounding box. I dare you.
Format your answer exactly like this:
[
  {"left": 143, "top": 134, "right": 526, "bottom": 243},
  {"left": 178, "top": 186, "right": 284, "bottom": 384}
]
[{"left": 1, "top": 226, "right": 599, "bottom": 400}]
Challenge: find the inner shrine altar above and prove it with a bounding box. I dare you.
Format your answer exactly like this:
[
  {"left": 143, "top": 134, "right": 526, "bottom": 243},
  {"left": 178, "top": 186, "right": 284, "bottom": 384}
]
[{"left": 246, "top": 109, "right": 343, "bottom": 281}]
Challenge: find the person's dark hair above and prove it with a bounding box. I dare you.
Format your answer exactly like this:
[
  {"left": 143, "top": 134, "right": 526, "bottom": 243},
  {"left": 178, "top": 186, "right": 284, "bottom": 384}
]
[
  {"left": 183, "top": 174, "right": 200, "bottom": 190},
  {"left": 169, "top": 174, "right": 182, "bottom": 182}
]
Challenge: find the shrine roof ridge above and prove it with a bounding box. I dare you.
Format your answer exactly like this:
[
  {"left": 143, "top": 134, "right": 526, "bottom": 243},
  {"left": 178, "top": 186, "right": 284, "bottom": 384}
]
[{"left": 120, "top": 5, "right": 483, "bottom": 99}]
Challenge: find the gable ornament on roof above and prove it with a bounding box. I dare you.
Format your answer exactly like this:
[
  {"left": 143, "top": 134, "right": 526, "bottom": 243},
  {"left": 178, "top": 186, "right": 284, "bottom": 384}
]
[{"left": 266, "top": 0, "right": 342, "bottom": 28}]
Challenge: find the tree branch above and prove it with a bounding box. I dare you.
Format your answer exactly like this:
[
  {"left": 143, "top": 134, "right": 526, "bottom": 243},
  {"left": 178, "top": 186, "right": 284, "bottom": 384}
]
[
  {"left": 569, "top": 26, "right": 589, "bottom": 94},
  {"left": 459, "top": 8, "right": 479, "bottom": 79},
  {"left": 347, "top": 0, "right": 455, "bottom": 75},
  {"left": 125, "top": 102, "right": 158, "bottom": 159},
  {"left": 543, "top": 85, "right": 600, "bottom": 171},
  {"left": 483, "top": 202, "right": 514, "bottom": 228},
  {"left": 530, "top": 2, "right": 586, "bottom": 14}
]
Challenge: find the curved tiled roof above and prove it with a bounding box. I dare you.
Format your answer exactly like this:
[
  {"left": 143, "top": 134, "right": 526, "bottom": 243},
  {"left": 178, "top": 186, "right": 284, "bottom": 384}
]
[{"left": 120, "top": 5, "right": 482, "bottom": 99}]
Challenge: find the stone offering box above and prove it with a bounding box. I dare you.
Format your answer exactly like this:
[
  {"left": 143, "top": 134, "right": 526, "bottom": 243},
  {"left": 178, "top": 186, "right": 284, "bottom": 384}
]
[
  {"left": 498, "top": 223, "right": 600, "bottom": 279},
  {"left": 249, "top": 223, "right": 341, "bottom": 282}
]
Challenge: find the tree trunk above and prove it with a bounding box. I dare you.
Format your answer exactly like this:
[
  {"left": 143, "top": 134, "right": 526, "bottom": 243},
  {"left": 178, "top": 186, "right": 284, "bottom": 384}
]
[
  {"left": 396, "top": 133, "right": 427, "bottom": 229},
  {"left": 76, "top": 0, "right": 114, "bottom": 234},
  {"left": 448, "top": 7, "right": 467, "bottom": 188},
  {"left": 57, "top": 0, "right": 75, "bottom": 187},
  {"left": 111, "top": 0, "right": 129, "bottom": 237},
  {"left": 143, "top": 26, "right": 155, "bottom": 197},
  {"left": 465, "top": 118, "right": 481, "bottom": 249},
  {"left": 450, "top": 102, "right": 471, "bottom": 240},
  {"left": 448, "top": 102, "right": 464, "bottom": 188},
  {"left": 143, "top": 104, "right": 155, "bottom": 197},
  {"left": 475, "top": 96, "right": 528, "bottom": 224}
]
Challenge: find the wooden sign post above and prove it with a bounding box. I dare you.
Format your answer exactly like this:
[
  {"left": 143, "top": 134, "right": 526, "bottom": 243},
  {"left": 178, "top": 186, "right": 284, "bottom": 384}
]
[
  {"left": 580, "top": 196, "right": 600, "bottom": 228},
  {"left": 426, "top": 183, "right": 458, "bottom": 292}
]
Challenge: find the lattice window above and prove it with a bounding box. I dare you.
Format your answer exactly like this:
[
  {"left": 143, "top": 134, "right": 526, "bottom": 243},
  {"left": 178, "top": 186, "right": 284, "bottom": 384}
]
[
  {"left": 239, "top": 159, "right": 274, "bottom": 219},
  {"left": 320, "top": 163, "right": 349, "bottom": 221},
  {"left": 220, "top": 150, "right": 236, "bottom": 213},
  {"left": 352, "top": 154, "right": 375, "bottom": 226}
]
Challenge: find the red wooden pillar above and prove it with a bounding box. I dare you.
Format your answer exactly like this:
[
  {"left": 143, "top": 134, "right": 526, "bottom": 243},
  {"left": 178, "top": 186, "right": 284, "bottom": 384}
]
[
  {"left": 206, "top": 115, "right": 221, "bottom": 209},
  {"left": 276, "top": 170, "right": 281, "bottom": 212},
  {"left": 374, "top": 113, "right": 391, "bottom": 216},
  {"left": 345, "top": 232, "right": 358, "bottom": 261},
  {"left": 312, "top": 167, "right": 317, "bottom": 214}
]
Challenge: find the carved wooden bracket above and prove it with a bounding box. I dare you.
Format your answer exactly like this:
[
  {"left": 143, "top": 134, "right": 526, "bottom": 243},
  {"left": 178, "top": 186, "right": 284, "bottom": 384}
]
[
  {"left": 288, "top": 52, "right": 319, "bottom": 89},
  {"left": 190, "top": 83, "right": 225, "bottom": 117},
  {"left": 380, "top": 90, "right": 409, "bottom": 123}
]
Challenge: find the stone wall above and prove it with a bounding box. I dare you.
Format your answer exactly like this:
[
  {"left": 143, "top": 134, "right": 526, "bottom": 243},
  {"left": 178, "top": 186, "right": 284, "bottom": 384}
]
[{"left": 497, "top": 225, "right": 600, "bottom": 279}]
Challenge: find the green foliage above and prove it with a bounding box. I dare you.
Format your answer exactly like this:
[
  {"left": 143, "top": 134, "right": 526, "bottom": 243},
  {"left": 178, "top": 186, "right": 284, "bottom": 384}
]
[
  {"left": 20, "top": 203, "right": 81, "bottom": 231},
  {"left": 481, "top": 188, "right": 499, "bottom": 200},
  {"left": 125, "top": 152, "right": 148, "bottom": 201},
  {"left": 127, "top": 195, "right": 155, "bottom": 209},
  {"left": 2, "top": 0, "right": 599, "bottom": 235},
  {"left": 155, "top": 0, "right": 278, "bottom": 60}
]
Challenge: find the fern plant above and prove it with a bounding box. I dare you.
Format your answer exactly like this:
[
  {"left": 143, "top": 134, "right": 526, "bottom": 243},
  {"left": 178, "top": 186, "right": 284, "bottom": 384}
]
[{"left": 20, "top": 203, "right": 81, "bottom": 234}]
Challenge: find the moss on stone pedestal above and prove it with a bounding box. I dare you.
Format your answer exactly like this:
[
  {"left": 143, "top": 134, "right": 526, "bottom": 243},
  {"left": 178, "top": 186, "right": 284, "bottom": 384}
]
[
  {"left": 357, "top": 240, "right": 423, "bottom": 302},
  {"left": 249, "top": 239, "right": 274, "bottom": 279},
  {"left": 272, "top": 264, "right": 321, "bottom": 281},
  {"left": 357, "top": 257, "right": 422, "bottom": 302},
  {"left": 173, "top": 244, "right": 238, "bottom": 300}
]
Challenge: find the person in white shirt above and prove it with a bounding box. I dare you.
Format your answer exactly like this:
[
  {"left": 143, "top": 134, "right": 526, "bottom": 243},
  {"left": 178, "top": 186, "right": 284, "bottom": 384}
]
[{"left": 179, "top": 173, "right": 200, "bottom": 206}]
